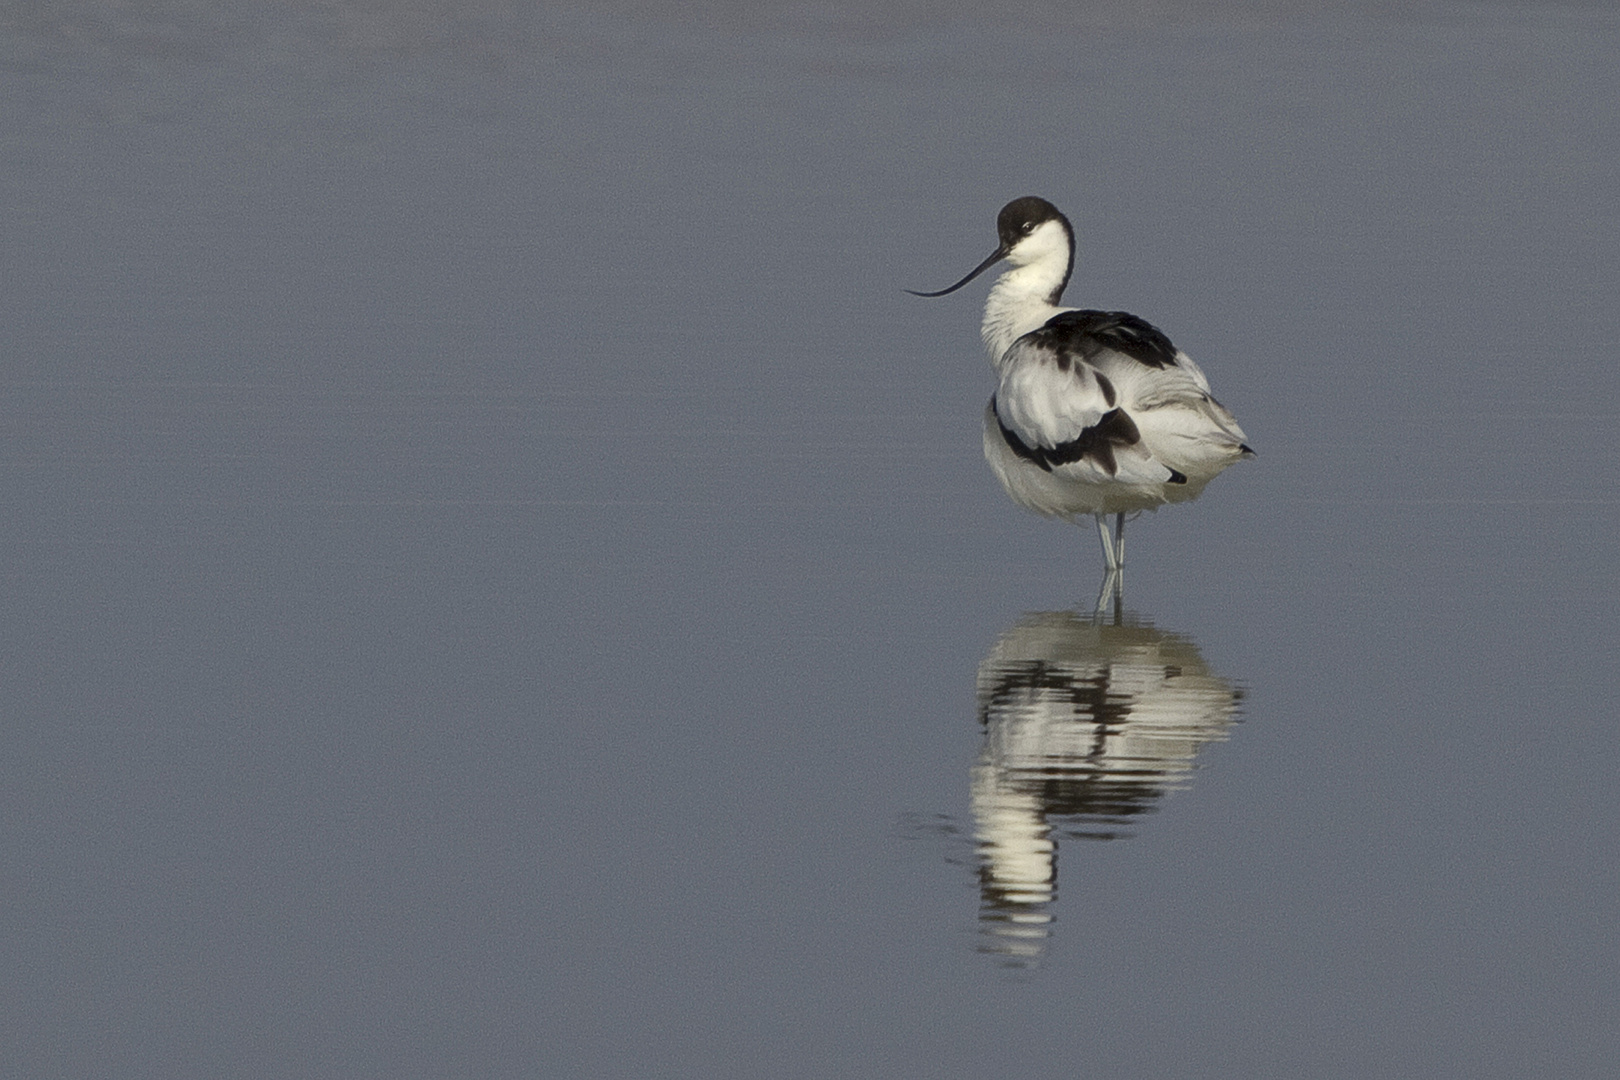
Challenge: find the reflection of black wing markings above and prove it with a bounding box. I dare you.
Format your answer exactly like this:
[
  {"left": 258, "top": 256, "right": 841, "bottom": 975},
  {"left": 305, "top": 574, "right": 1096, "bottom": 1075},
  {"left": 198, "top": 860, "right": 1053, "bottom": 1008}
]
[
  {"left": 978, "top": 659, "right": 1134, "bottom": 739},
  {"left": 977, "top": 659, "right": 1167, "bottom": 823},
  {"left": 975, "top": 616, "right": 1242, "bottom": 826}
]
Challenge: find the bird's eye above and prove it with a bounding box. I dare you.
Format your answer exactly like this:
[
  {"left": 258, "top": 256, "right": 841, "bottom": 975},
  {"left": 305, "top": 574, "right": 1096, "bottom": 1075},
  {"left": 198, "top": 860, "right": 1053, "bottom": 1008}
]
[{"left": 1021, "top": 222, "right": 1036, "bottom": 235}]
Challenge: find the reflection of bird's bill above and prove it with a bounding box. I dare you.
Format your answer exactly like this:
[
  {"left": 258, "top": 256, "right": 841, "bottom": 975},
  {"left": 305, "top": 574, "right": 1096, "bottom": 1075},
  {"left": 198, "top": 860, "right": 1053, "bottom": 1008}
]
[{"left": 969, "top": 609, "right": 1242, "bottom": 962}]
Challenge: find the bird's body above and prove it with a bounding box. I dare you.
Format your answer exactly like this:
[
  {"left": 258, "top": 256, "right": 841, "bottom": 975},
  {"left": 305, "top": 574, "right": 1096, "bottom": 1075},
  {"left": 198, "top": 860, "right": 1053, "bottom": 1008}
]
[{"left": 913, "top": 196, "right": 1252, "bottom": 576}]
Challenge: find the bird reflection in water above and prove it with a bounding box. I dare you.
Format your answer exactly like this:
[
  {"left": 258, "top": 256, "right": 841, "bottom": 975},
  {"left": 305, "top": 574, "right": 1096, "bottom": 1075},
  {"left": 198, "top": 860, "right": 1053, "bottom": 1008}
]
[{"left": 971, "top": 610, "right": 1242, "bottom": 965}]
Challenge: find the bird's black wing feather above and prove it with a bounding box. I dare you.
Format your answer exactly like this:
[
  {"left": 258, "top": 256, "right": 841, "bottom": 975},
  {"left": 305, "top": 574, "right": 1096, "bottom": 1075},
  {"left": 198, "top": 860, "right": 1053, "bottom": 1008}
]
[{"left": 1029, "top": 309, "right": 1180, "bottom": 370}]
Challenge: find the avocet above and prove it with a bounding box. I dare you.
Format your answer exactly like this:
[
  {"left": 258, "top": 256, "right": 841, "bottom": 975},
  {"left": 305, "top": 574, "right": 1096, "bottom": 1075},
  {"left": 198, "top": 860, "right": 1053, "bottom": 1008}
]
[{"left": 913, "top": 196, "right": 1252, "bottom": 579}]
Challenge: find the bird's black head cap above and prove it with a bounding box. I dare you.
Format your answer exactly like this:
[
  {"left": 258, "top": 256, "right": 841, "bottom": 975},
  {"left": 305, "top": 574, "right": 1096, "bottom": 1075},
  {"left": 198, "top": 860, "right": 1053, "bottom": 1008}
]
[{"left": 996, "top": 196, "right": 1067, "bottom": 250}]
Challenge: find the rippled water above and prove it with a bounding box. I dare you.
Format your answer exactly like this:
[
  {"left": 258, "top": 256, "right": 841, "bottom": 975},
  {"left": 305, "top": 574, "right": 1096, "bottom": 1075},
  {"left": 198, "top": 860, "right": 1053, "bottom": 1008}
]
[{"left": 4, "top": 2, "right": 1619, "bottom": 1077}]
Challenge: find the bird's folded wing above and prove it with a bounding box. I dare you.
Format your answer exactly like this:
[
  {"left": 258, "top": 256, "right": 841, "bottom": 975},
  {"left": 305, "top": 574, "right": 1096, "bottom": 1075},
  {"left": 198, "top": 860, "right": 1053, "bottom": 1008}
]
[{"left": 994, "top": 339, "right": 1178, "bottom": 485}]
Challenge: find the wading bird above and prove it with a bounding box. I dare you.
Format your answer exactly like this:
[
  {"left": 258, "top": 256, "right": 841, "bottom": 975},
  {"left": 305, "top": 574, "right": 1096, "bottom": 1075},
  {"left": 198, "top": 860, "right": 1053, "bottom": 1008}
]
[{"left": 912, "top": 196, "right": 1252, "bottom": 596}]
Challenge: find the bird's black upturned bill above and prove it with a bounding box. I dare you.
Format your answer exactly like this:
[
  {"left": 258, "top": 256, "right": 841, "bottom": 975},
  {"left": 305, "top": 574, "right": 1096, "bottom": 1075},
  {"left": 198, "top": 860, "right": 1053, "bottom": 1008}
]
[{"left": 907, "top": 245, "right": 1007, "bottom": 297}]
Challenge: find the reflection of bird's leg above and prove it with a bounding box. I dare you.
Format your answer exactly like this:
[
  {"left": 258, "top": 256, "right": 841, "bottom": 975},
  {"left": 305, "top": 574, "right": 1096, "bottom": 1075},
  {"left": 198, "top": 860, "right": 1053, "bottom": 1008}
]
[{"left": 1094, "top": 514, "right": 1118, "bottom": 571}]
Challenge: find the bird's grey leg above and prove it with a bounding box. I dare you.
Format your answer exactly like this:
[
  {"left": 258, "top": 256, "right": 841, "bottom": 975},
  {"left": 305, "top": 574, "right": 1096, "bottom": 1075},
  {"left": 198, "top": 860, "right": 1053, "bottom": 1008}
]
[
  {"left": 1113, "top": 512, "right": 1126, "bottom": 569},
  {"left": 1093, "top": 566, "right": 1125, "bottom": 617},
  {"left": 1094, "top": 513, "right": 1118, "bottom": 572}
]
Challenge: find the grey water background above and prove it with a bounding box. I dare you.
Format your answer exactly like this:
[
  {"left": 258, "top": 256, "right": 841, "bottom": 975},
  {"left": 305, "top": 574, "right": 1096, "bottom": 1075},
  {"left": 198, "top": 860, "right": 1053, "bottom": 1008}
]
[{"left": 4, "top": 1, "right": 1618, "bottom": 1076}]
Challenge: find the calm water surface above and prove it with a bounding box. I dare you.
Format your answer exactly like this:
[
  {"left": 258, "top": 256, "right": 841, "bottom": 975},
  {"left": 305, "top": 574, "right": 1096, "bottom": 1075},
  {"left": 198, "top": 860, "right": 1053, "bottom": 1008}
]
[{"left": 3, "top": 2, "right": 1618, "bottom": 1077}]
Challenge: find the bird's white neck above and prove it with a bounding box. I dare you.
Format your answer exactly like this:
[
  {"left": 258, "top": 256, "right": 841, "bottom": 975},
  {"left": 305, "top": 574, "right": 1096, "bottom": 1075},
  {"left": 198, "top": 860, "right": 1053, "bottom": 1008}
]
[{"left": 981, "top": 262, "right": 1069, "bottom": 365}]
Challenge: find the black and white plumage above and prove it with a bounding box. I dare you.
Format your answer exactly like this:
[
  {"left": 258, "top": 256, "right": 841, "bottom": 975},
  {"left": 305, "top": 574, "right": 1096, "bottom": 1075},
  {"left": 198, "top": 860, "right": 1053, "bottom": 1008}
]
[{"left": 913, "top": 196, "right": 1253, "bottom": 574}]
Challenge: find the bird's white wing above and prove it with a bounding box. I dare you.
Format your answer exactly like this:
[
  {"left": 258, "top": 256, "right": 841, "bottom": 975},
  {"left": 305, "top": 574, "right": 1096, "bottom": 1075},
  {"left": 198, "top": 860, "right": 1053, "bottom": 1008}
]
[
  {"left": 995, "top": 342, "right": 1109, "bottom": 445},
  {"left": 992, "top": 314, "right": 1183, "bottom": 485}
]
